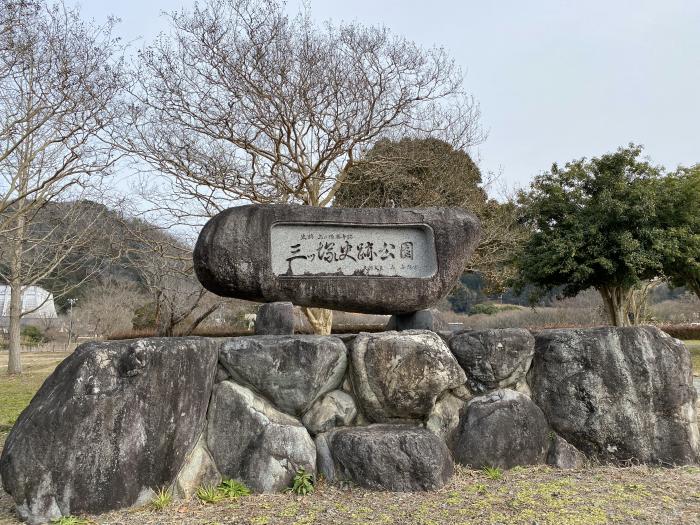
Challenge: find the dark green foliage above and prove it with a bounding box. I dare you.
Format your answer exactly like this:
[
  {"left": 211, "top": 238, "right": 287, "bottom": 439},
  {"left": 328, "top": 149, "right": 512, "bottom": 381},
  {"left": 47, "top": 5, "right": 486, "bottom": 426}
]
[
  {"left": 654, "top": 165, "right": 700, "bottom": 300},
  {"left": 514, "top": 144, "right": 667, "bottom": 324},
  {"left": 287, "top": 467, "right": 314, "bottom": 496}
]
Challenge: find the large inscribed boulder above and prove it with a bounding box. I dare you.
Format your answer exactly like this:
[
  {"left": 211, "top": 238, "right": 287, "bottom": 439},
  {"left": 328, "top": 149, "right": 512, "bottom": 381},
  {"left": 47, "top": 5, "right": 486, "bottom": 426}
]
[
  {"left": 0, "top": 338, "right": 218, "bottom": 524},
  {"left": 193, "top": 204, "right": 481, "bottom": 314}
]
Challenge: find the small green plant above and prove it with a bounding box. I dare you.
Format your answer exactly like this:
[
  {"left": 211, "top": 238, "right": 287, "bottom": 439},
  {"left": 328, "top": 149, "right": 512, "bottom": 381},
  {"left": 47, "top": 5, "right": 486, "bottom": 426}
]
[
  {"left": 287, "top": 467, "right": 314, "bottom": 496},
  {"left": 482, "top": 466, "right": 503, "bottom": 480},
  {"left": 51, "top": 517, "right": 90, "bottom": 525},
  {"left": 196, "top": 485, "right": 225, "bottom": 504},
  {"left": 150, "top": 487, "right": 172, "bottom": 511},
  {"left": 218, "top": 479, "right": 251, "bottom": 498}
]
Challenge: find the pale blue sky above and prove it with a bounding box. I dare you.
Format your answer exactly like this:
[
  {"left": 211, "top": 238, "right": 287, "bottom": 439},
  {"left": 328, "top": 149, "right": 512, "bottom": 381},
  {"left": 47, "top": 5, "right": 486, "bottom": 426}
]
[{"left": 78, "top": 0, "right": 700, "bottom": 193}]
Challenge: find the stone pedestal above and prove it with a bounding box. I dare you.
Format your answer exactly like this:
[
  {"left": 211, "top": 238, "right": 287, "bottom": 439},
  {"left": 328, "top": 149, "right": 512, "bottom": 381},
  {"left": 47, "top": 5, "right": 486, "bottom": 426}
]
[
  {"left": 255, "top": 302, "right": 295, "bottom": 335},
  {"left": 386, "top": 308, "right": 447, "bottom": 332}
]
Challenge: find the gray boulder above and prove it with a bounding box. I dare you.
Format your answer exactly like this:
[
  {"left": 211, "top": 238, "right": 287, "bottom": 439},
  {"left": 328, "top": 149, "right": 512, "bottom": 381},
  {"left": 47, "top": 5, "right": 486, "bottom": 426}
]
[
  {"left": 547, "top": 435, "right": 586, "bottom": 469},
  {"left": 453, "top": 389, "right": 550, "bottom": 469},
  {"left": 207, "top": 381, "right": 316, "bottom": 493},
  {"left": 219, "top": 335, "right": 347, "bottom": 416},
  {"left": 302, "top": 390, "right": 357, "bottom": 435},
  {"left": 529, "top": 326, "right": 700, "bottom": 465},
  {"left": 172, "top": 433, "right": 221, "bottom": 499},
  {"left": 0, "top": 338, "right": 218, "bottom": 524},
  {"left": 386, "top": 308, "right": 448, "bottom": 332},
  {"left": 350, "top": 330, "right": 466, "bottom": 422},
  {"left": 425, "top": 392, "right": 468, "bottom": 448},
  {"left": 449, "top": 329, "right": 535, "bottom": 393},
  {"left": 255, "top": 302, "right": 295, "bottom": 335},
  {"left": 316, "top": 425, "right": 453, "bottom": 491}
]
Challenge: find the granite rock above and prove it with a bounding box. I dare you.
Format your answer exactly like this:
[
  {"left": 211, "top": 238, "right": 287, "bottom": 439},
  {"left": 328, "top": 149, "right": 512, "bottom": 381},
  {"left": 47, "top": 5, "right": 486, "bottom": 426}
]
[
  {"left": 316, "top": 425, "right": 453, "bottom": 491},
  {"left": 386, "top": 308, "right": 448, "bottom": 331},
  {"left": 255, "top": 302, "right": 295, "bottom": 335},
  {"left": 452, "top": 389, "right": 550, "bottom": 469},
  {"left": 350, "top": 330, "right": 466, "bottom": 422},
  {"left": 206, "top": 381, "right": 316, "bottom": 493},
  {"left": 529, "top": 326, "right": 700, "bottom": 465},
  {"left": 302, "top": 390, "right": 357, "bottom": 435},
  {"left": 449, "top": 329, "right": 535, "bottom": 393},
  {"left": 219, "top": 335, "right": 347, "bottom": 416},
  {"left": 0, "top": 338, "right": 218, "bottom": 524}
]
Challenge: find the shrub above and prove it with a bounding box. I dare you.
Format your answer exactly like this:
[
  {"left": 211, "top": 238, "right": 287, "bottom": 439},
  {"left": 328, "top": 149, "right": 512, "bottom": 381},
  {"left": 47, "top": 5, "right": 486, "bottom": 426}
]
[
  {"left": 469, "top": 303, "right": 500, "bottom": 316},
  {"left": 659, "top": 324, "right": 700, "bottom": 340},
  {"left": 21, "top": 325, "right": 44, "bottom": 345}
]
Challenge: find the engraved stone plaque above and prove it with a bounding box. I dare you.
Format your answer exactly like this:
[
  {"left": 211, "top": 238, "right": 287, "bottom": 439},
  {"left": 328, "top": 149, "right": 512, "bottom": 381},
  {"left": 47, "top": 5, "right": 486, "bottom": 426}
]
[
  {"left": 194, "top": 205, "right": 481, "bottom": 314},
  {"left": 270, "top": 224, "right": 437, "bottom": 278}
]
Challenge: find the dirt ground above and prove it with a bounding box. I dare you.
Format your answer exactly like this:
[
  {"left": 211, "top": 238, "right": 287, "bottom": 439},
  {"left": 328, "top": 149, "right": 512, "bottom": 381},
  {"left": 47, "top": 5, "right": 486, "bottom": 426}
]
[{"left": 1, "top": 351, "right": 699, "bottom": 525}]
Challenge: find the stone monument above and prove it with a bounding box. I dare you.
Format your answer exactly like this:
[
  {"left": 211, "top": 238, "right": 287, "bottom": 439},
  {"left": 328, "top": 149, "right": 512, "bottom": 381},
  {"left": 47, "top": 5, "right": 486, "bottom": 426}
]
[{"left": 1, "top": 204, "right": 698, "bottom": 525}]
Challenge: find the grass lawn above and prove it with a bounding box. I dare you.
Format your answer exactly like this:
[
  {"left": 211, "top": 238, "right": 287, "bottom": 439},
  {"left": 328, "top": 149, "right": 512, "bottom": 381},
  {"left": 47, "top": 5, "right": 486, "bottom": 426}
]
[
  {"left": 686, "top": 340, "right": 700, "bottom": 376},
  {"left": 1, "top": 347, "right": 700, "bottom": 524}
]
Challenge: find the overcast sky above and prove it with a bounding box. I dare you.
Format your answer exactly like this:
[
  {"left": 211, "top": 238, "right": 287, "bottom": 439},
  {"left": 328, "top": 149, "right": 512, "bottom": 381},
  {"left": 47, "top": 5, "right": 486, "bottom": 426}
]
[{"left": 78, "top": 0, "right": 700, "bottom": 193}]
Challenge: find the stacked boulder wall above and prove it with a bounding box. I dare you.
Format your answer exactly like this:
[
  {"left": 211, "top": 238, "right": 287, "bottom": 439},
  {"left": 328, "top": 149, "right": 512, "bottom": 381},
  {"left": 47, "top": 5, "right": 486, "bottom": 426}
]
[
  {"left": 449, "top": 328, "right": 535, "bottom": 394},
  {"left": 218, "top": 335, "right": 347, "bottom": 416},
  {"left": 206, "top": 380, "right": 316, "bottom": 493},
  {"left": 350, "top": 330, "right": 466, "bottom": 423},
  {"left": 452, "top": 389, "right": 550, "bottom": 469},
  {"left": 529, "top": 326, "right": 700, "bottom": 465},
  {"left": 0, "top": 338, "right": 218, "bottom": 525},
  {"left": 316, "top": 425, "right": 454, "bottom": 491}
]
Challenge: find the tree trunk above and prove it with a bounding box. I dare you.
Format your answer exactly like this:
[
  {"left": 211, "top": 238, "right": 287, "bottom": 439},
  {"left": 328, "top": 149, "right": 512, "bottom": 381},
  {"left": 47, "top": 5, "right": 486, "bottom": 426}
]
[
  {"left": 7, "top": 214, "right": 25, "bottom": 375},
  {"left": 303, "top": 307, "right": 333, "bottom": 335},
  {"left": 597, "top": 286, "right": 631, "bottom": 327},
  {"left": 689, "top": 279, "right": 700, "bottom": 302}
]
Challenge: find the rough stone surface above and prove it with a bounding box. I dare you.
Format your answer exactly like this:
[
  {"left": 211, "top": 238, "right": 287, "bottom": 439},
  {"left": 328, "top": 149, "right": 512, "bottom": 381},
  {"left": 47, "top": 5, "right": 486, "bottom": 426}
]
[
  {"left": 193, "top": 205, "right": 481, "bottom": 314},
  {"left": 302, "top": 390, "right": 357, "bottom": 435},
  {"left": 547, "top": 435, "right": 586, "bottom": 469},
  {"left": 255, "top": 302, "right": 295, "bottom": 335},
  {"left": 0, "top": 338, "right": 218, "bottom": 524},
  {"left": 316, "top": 425, "right": 453, "bottom": 491},
  {"left": 453, "top": 389, "right": 550, "bottom": 469},
  {"left": 350, "top": 330, "right": 466, "bottom": 422},
  {"left": 449, "top": 329, "right": 535, "bottom": 393},
  {"left": 529, "top": 326, "right": 700, "bottom": 465},
  {"left": 172, "top": 433, "right": 221, "bottom": 499},
  {"left": 207, "top": 381, "right": 316, "bottom": 493},
  {"left": 219, "top": 335, "right": 347, "bottom": 416},
  {"left": 386, "top": 308, "right": 448, "bottom": 332},
  {"left": 426, "top": 392, "right": 468, "bottom": 448}
]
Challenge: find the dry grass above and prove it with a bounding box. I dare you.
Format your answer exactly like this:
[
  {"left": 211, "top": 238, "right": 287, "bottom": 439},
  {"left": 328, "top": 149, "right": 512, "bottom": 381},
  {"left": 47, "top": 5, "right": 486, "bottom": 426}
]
[{"left": 2, "top": 465, "right": 699, "bottom": 525}]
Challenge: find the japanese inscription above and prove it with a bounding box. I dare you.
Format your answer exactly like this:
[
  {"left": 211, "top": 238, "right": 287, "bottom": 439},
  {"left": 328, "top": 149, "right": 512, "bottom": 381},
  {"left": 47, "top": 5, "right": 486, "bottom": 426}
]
[{"left": 270, "top": 223, "right": 437, "bottom": 278}]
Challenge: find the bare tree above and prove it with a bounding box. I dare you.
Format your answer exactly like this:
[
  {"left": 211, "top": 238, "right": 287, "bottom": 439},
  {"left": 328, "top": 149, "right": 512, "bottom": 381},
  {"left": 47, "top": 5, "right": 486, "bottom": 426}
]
[
  {"left": 74, "top": 278, "right": 147, "bottom": 338},
  {"left": 122, "top": 221, "right": 225, "bottom": 337},
  {"left": 119, "top": 0, "right": 482, "bottom": 334},
  {"left": 0, "top": 0, "right": 125, "bottom": 374}
]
